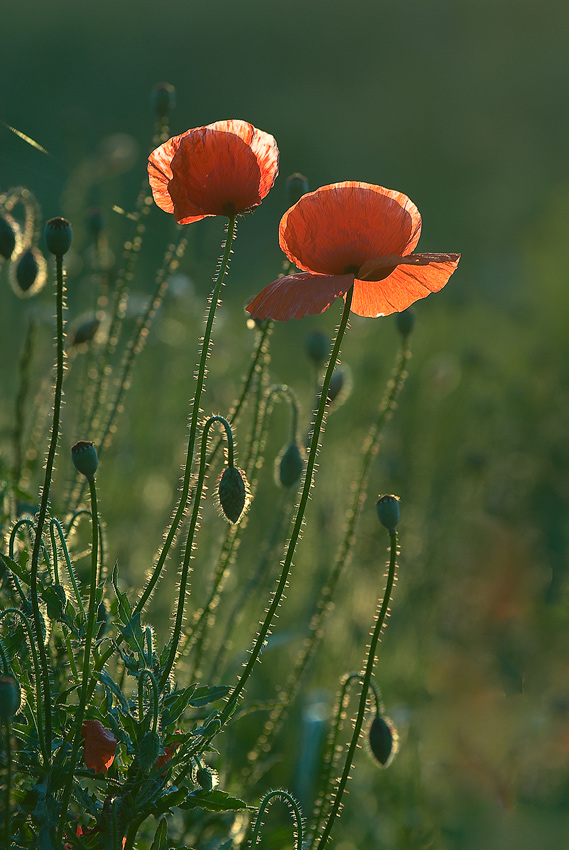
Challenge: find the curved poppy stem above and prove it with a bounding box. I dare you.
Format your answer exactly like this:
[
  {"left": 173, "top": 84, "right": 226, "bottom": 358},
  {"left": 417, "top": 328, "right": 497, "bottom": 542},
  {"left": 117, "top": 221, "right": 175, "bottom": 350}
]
[
  {"left": 218, "top": 287, "right": 354, "bottom": 726},
  {"left": 135, "top": 217, "right": 237, "bottom": 616},
  {"left": 313, "top": 527, "right": 398, "bottom": 849}
]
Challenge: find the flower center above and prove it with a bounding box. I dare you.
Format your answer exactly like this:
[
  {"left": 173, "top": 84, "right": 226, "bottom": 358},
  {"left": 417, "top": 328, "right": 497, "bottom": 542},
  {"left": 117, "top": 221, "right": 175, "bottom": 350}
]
[
  {"left": 222, "top": 201, "right": 237, "bottom": 217},
  {"left": 344, "top": 264, "right": 359, "bottom": 275}
]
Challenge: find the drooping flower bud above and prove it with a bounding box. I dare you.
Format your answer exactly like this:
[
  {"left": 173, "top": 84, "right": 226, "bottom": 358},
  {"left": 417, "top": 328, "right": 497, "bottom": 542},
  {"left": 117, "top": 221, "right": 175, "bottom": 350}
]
[
  {"left": 368, "top": 714, "right": 398, "bottom": 767},
  {"left": 0, "top": 675, "right": 21, "bottom": 721},
  {"left": 326, "top": 365, "right": 352, "bottom": 408},
  {"left": 286, "top": 173, "right": 309, "bottom": 208},
  {"left": 151, "top": 82, "right": 176, "bottom": 119},
  {"left": 217, "top": 466, "right": 250, "bottom": 524},
  {"left": 305, "top": 330, "right": 329, "bottom": 366},
  {"left": 86, "top": 206, "right": 105, "bottom": 238},
  {"left": 395, "top": 307, "right": 416, "bottom": 338},
  {"left": 81, "top": 720, "right": 118, "bottom": 773},
  {"left": 0, "top": 215, "right": 18, "bottom": 260},
  {"left": 275, "top": 441, "right": 304, "bottom": 489},
  {"left": 69, "top": 313, "right": 102, "bottom": 347},
  {"left": 71, "top": 441, "right": 99, "bottom": 481},
  {"left": 44, "top": 217, "right": 72, "bottom": 257},
  {"left": 376, "top": 495, "right": 400, "bottom": 533},
  {"left": 10, "top": 247, "right": 47, "bottom": 298}
]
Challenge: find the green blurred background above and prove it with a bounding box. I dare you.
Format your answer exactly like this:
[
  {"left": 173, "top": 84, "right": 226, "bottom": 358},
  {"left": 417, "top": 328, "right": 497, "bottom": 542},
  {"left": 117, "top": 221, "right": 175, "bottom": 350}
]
[{"left": 2, "top": 1, "right": 569, "bottom": 848}]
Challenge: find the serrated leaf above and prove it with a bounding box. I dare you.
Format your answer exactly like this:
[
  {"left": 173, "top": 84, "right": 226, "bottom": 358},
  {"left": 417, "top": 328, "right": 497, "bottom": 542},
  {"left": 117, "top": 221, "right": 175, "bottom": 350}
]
[
  {"left": 0, "top": 550, "right": 30, "bottom": 586},
  {"left": 187, "top": 685, "right": 230, "bottom": 707},
  {"left": 180, "top": 789, "right": 248, "bottom": 813},
  {"left": 150, "top": 818, "right": 168, "bottom": 850},
  {"left": 151, "top": 786, "right": 188, "bottom": 816}
]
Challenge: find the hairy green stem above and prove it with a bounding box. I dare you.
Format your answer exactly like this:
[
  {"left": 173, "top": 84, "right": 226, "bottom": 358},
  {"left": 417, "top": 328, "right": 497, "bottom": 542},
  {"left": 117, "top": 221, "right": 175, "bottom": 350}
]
[
  {"left": 313, "top": 529, "right": 398, "bottom": 849},
  {"left": 218, "top": 288, "right": 354, "bottom": 726},
  {"left": 136, "top": 217, "right": 237, "bottom": 616},
  {"left": 30, "top": 253, "right": 67, "bottom": 759},
  {"left": 55, "top": 477, "right": 100, "bottom": 849}
]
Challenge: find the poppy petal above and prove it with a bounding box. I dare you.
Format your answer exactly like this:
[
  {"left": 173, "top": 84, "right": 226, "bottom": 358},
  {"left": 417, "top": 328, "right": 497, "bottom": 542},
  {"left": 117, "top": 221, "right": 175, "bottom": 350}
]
[
  {"left": 279, "top": 182, "right": 422, "bottom": 276},
  {"left": 246, "top": 272, "right": 354, "bottom": 321},
  {"left": 148, "top": 121, "right": 278, "bottom": 225},
  {"left": 350, "top": 254, "right": 460, "bottom": 317}
]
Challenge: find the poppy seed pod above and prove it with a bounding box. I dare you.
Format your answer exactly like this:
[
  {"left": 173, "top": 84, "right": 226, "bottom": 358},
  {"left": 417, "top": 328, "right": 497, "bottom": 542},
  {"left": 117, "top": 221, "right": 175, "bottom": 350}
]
[
  {"left": 395, "top": 307, "right": 416, "bottom": 338},
  {"left": 286, "top": 172, "right": 309, "bottom": 207},
  {"left": 11, "top": 247, "right": 47, "bottom": 298},
  {"left": 44, "top": 217, "right": 72, "bottom": 257},
  {"left": 368, "top": 714, "right": 398, "bottom": 767},
  {"left": 376, "top": 495, "right": 400, "bottom": 533},
  {"left": 305, "top": 330, "right": 330, "bottom": 365},
  {"left": 276, "top": 442, "right": 304, "bottom": 489},
  {"left": 0, "top": 675, "right": 21, "bottom": 722},
  {"left": 151, "top": 82, "right": 176, "bottom": 118},
  {"left": 71, "top": 440, "right": 98, "bottom": 480},
  {"left": 0, "top": 215, "right": 18, "bottom": 260},
  {"left": 217, "top": 466, "right": 249, "bottom": 523}
]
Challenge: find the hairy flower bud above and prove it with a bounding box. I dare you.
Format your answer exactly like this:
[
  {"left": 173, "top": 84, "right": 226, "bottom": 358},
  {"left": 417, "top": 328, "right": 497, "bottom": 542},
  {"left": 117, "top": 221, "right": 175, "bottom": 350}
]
[
  {"left": 395, "top": 307, "right": 416, "bottom": 338},
  {"left": 0, "top": 675, "right": 21, "bottom": 721},
  {"left": 305, "top": 330, "right": 329, "bottom": 366},
  {"left": 286, "top": 173, "right": 309, "bottom": 207},
  {"left": 151, "top": 82, "right": 176, "bottom": 118},
  {"left": 368, "top": 714, "right": 398, "bottom": 767},
  {"left": 0, "top": 215, "right": 18, "bottom": 260},
  {"left": 217, "top": 466, "right": 250, "bottom": 524},
  {"left": 10, "top": 247, "right": 47, "bottom": 298},
  {"left": 276, "top": 441, "right": 304, "bottom": 489},
  {"left": 138, "top": 730, "right": 160, "bottom": 773}
]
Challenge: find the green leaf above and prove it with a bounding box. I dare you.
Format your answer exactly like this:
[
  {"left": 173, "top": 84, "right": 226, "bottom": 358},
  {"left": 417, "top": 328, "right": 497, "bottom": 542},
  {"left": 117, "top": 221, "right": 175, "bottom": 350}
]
[
  {"left": 150, "top": 818, "right": 168, "bottom": 850},
  {"left": 150, "top": 786, "right": 188, "bottom": 816},
  {"left": 0, "top": 550, "right": 30, "bottom": 586},
  {"left": 187, "top": 685, "right": 230, "bottom": 707},
  {"left": 180, "top": 789, "right": 249, "bottom": 813}
]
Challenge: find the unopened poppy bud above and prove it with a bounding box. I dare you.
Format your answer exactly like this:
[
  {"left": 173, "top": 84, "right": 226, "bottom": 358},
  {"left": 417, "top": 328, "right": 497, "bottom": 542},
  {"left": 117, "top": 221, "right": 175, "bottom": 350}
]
[
  {"left": 286, "top": 173, "right": 309, "bottom": 207},
  {"left": 0, "top": 215, "right": 17, "bottom": 260},
  {"left": 217, "top": 466, "right": 250, "bottom": 524},
  {"left": 376, "top": 495, "right": 400, "bottom": 533},
  {"left": 395, "top": 307, "right": 416, "bottom": 338},
  {"left": 71, "top": 440, "right": 98, "bottom": 480},
  {"left": 151, "top": 82, "right": 176, "bottom": 118},
  {"left": 70, "top": 314, "right": 102, "bottom": 347},
  {"left": 86, "top": 207, "right": 105, "bottom": 238},
  {"left": 276, "top": 442, "right": 304, "bottom": 489},
  {"left": 10, "top": 247, "right": 47, "bottom": 298},
  {"left": 326, "top": 365, "right": 352, "bottom": 408},
  {"left": 44, "top": 217, "right": 72, "bottom": 257},
  {"left": 368, "top": 714, "right": 398, "bottom": 767},
  {"left": 305, "top": 330, "right": 329, "bottom": 365},
  {"left": 138, "top": 730, "right": 160, "bottom": 772},
  {"left": 0, "top": 675, "right": 21, "bottom": 721}
]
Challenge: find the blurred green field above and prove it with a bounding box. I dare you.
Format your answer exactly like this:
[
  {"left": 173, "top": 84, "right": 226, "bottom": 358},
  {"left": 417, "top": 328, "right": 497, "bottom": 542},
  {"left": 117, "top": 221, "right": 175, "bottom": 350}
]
[{"left": 2, "top": 1, "right": 569, "bottom": 847}]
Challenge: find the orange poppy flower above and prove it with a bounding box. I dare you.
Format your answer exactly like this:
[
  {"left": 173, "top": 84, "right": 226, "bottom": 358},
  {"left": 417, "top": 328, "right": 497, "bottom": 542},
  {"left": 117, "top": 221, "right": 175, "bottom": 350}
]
[
  {"left": 246, "top": 182, "right": 460, "bottom": 320},
  {"left": 82, "top": 719, "right": 118, "bottom": 774},
  {"left": 148, "top": 120, "right": 279, "bottom": 224}
]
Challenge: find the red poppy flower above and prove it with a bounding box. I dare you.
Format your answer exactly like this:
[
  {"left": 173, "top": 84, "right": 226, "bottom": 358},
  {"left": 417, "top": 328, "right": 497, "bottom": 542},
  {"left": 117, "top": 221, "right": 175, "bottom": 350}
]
[
  {"left": 157, "top": 732, "right": 183, "bottom": 770},
  {"left": 82, "top": 720, "right": 118, "bottom": 774},
  {"left": 246, "top": 182, "right": 460, "bottom": 320},
  {"left": 148, "top": 120, "right": 279, "bottom": 224}
]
